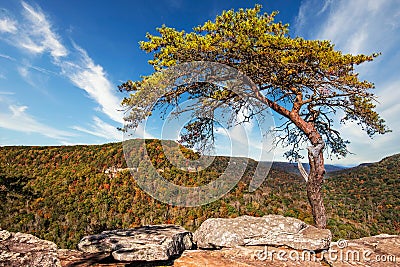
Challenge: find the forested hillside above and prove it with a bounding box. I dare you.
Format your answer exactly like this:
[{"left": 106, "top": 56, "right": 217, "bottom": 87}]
[
  {"left": 0, "top": 140, "right": 398, "bottom": 249},
  {"left": 326, "top": 154, "right": 400, "bottom": 236}
]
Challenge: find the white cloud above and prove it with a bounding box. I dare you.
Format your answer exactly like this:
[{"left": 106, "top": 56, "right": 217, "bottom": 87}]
[
  {"left": 295, "top": 0, "right": 400, "bottom": 164},
  {"left": 0, "top": 1, "right": 123, "bottom": 129},
  {"left": 17, "top": 65, "right": 39, "bottom": 89},
  {"left": 314, "top": 0, "right": 399, "bottom": 55},
  {"left": 59, "top": 44, "right": 123, "bottom": 123},
  {"left": 18, "top": 1, "right": 68, "bottom": 58},
  {"left": 0, "top": 3, "right": 67, "bottom": 58},
  {"left": 72, "top": 116, "right": 122, "bottom": 141},
  {"left": 294, "top": 0, "right": 323, "bottom": 36},
  {"left": 0, "top": 17, "right": 17, "bottom": 33},
  {"left": 17, "top": 66, "right": 28, "bottom": 78},
  {"left": 0, "top": 100, "right": 74, "bottom": 140},
  {"left": 317, "top": 0, "right": 333, "bottom": 15},
  {"left": 19, "top": 37, "right": 46, "bottom": 54},
  {"left": 0, "top": 53, "right": 16, "bottom": 61}
]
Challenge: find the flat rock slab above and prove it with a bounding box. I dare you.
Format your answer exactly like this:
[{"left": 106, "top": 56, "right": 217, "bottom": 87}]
[
  {"left": 175, "top": 235, "right": 400, "bottom": 267},
  {"left": 78, "top": 225, "right": 193, "bottom": 262},
  {"left": 0, "top": 229, "right": 61, "bottom": 267},
  {"left": 173, "top": 246, "right": 327, "bottom": 267},
  {"left": 193, "top": 215, "right": 331, "bottom": 251}
]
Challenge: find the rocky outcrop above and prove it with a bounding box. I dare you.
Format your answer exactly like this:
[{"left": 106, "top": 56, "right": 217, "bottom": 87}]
[
  {"left": 193, "top": 215, "right": 331, "bottom": 251},
  {"left": 2, "top": 219, "right": 399, "bottom": 267},
  {"left": 175, "top": 234, "right": 400, "bottom": 267},
  {"left": 77, "top": 224, "right": 193, "bottom": 262},
  {"left": 0, "top": 229, "right": 61, "bottom": 267}
]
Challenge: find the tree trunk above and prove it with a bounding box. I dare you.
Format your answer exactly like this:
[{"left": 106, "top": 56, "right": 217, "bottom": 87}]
[{"left": 306, "top": 139, "right": 327, "bottom": 229}]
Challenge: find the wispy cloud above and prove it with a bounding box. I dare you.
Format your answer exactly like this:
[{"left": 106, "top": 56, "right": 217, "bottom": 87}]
[
  {"left": 17, "top": 66, "right": 28, "bottom": 78},
  {"left": 59, "top": 44, "right": 123, "bottom": 123},
  {"left": 0, "top": 1, "right": 123, "bottom": 139},
  {"left": 0, "top": 17, "right": 17, "bottom": 33},
  {"left": 295, "top": 0, "right": 400, "bottom": 164},
  {"left": 0, "top": 98, "right": 74, "bottom": 140},
  {"left": 15, "top": 2, "right": 122, "bottom": 124},
  {"left": 72, "top": 116, "right": 122, "bottom": 141},
  {"left": 17, "top": 65, "right": 43, "bottom": 90},
  {"left": 314, "top": 0, "right": 398, "bottom": 55},
  {"left": 317, "top": 0, "right": 333, "bottom": 15},
  {"left": 0, "top": 53, "right": 16, "bottom": 61},
  {"left": 1, "top": 2, "right": 67, "bottom": 57},
  {"left": 18, "top": 1, "right": 67, "bottom": 58},
  {"left": 0, "top": 91, "right": 14, "bottom": 95},
  {"left": 296, "top": 0, "right": 400, "bottom": 55}
]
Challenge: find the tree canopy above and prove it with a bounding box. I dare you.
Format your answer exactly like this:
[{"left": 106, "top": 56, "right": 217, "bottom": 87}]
[{"left": 120, "top": 4, "right": 389, "bottom": 160}]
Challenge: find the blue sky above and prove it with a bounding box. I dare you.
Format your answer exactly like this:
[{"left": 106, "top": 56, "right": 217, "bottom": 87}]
[{"left": 0, "top": 0, "right": 399, "bottom": 165}]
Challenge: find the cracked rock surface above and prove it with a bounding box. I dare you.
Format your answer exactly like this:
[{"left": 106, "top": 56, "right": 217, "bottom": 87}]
[
  {"left": 77, "top": 224, "right": 193, "bottom": 262},
  {"left": 0, "top": 229, "right": 61, "bottom": 267},
  {"left": 193, "top": 215, "right": 331, "bottom": 251}
]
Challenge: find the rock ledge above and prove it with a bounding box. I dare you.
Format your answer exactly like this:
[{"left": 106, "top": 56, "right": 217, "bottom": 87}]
[{"left": 77, "top": 224, "right": 193, "bottom": 262}]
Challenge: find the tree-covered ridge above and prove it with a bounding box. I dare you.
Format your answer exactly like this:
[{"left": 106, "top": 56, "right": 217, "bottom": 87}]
[
  {"left": 0, "top": 141, "right": 398, "bottom": 249},
  {"left": 325, "top": 154, "right": 400, "bottom": 236}
]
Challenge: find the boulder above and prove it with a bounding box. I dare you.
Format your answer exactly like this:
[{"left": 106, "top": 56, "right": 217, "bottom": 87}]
[
  {"left": 193, "top": 215, "right": 331, "bottom": 251},
  {"left": 326, "top": 234, "right": 399, "bottom": 267},
  {"left": 0, "top": 229, "right": 61, "bottom": 267},
  {"left": 77, "top": 225, "right": 193, "bottom": 262}
]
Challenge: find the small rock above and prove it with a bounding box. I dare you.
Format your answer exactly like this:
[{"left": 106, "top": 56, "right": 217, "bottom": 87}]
[
  {"left": 193, "top": 215, "right": 331, "bottom": 251},
  {"left": 0, "top": 230, "right": 11, "bottom": 242},
  {"left": 78, "top": 224, "right": 193, "bottom": 262}
]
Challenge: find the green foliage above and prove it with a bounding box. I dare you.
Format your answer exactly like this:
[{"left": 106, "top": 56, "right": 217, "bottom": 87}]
[
  {"left": 0, "top": 142, "right": 398, "bottom": 248},
  {"left": 120, "top": 4, "right": 389, "bottom": 160},
  {"left": 325, "top": 154, "right": 400, "bottom": 240}
]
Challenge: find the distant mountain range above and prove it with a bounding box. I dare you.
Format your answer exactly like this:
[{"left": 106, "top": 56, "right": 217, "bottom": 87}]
[
  {"left": 0, "top": 140, "right": 398, "bottom": 249},
  {"left": 264, "top": 161, "right": 346, "bottom": 176}
]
